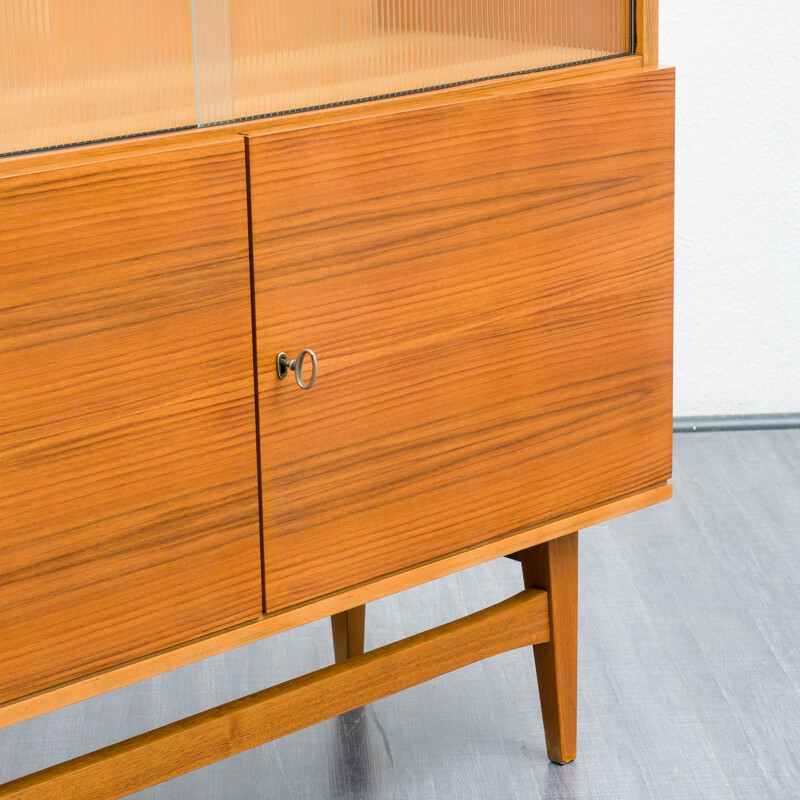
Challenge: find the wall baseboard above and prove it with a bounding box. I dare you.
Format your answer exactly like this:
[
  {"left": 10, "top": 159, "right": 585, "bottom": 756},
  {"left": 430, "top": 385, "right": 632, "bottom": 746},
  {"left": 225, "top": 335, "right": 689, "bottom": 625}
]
[{"left": 674, "top": 414, "right": 800, "bottom": 433}]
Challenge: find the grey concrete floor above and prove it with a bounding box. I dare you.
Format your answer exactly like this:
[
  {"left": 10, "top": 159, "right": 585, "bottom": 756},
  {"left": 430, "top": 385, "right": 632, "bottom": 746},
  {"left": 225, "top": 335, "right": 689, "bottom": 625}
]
[{"left": 1, "top": 430, "right": 799, "bottom": 799}]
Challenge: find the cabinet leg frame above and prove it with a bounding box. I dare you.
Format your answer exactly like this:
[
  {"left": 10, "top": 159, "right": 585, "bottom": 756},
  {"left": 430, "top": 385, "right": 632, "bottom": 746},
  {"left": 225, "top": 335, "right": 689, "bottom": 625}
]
[
  {"left": 518, "top": 532, "right": 579, "bottom": 765},
  {"left": 0, "top": 590, "right": 550, "bottom": 800},
  {"left": 331, "top": 604, "right": 366, "bottom": 663}
]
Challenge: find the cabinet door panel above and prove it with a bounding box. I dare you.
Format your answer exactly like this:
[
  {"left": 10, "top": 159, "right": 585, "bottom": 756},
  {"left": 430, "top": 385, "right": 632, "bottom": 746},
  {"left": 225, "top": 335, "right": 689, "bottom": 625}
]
[
  {"left": 0, "top": 141, "right": 261, "bottom": 704},
  {"left": 249, "top": 69, "right": 674, "bottom": 611}
]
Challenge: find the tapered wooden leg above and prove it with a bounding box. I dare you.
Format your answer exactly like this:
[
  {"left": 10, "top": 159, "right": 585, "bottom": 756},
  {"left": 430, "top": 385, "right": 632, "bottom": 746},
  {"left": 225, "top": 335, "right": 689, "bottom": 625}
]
[
  {"left": 330, "top": 605, "right": 366, "bottom": 663},
  {"left": 519, "top": 532, "right": 578, "bottom": 765}
]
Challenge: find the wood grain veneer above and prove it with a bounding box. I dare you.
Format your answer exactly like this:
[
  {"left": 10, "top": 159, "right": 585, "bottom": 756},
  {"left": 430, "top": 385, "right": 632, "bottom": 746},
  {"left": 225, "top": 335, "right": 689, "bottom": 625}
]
[
  {"left": 0, "top": 139, "right": 262, "bottom": 704},
  {"left": 248, "top": 68, "right": 675, "bottom": 611},
  {"left": 0, "top": 482, "right": 669, "bottom": 729}
]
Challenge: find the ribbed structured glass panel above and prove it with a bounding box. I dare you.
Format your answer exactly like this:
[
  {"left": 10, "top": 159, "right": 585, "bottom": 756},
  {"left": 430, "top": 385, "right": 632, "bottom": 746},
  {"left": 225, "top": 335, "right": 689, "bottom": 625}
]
[
  {"left": 0, "top": 0, "right": 196, "bottom": 155},
  {"left": 219, "top": 0, "right": 632, "bottom": 123},
  {"left": 1, "top": 1, "right": 632, "bottom": 155}
]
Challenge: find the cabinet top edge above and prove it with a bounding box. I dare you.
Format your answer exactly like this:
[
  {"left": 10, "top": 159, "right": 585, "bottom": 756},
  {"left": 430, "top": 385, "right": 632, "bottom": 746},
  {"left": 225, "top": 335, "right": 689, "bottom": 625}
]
[
  {"left": 244, "top": 59, "right": 674, "bottom": 142},
  {"left": 0, "top": 131, "right": 248, "bottom": 182},
  {"left": 0, "top": 56, "right": 664, "bottom": 180}
]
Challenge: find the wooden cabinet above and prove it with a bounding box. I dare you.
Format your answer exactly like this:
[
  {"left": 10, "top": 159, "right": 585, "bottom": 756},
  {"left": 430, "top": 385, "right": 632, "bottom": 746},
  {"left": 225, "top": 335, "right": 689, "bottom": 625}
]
[
  {"left": 0, "top": 2, "right": 674, "bottom": 788},
  {"left": 249, "top": 69, "right": 674, "bottom": 610},
  {"left": 0, "top": 140, "right": 262, "bottom": 704}
]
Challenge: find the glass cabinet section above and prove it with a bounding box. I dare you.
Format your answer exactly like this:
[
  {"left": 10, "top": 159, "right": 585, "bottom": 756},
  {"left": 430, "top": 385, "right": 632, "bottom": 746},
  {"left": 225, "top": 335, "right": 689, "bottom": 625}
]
[
  {"left": 1, "top": 1, "right": 196, "bottom": 155},
  {"left": 1, "top": 0, "right": 634, "bottom": 156}
]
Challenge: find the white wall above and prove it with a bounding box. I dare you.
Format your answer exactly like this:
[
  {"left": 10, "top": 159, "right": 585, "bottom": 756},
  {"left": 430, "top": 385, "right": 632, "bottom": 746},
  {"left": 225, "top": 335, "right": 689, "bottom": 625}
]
[{"left": 660, "top": 1, "right": 800, "bottom": 416}]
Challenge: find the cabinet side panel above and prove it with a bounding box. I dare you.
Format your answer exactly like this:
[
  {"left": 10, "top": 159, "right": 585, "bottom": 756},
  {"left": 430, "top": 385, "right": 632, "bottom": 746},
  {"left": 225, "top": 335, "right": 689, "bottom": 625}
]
[
  {"left": 250, "top": 69, "right": 674, "bottom": 610},
  {"left": 0, "top": 141, "right": 262, "bottom": 703}
]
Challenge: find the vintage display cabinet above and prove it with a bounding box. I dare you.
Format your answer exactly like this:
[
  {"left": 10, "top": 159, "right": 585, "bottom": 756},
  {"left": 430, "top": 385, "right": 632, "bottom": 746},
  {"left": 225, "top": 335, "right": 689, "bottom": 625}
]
[{"left": 0, "top": 0, "right": 673, "bottom": 796}]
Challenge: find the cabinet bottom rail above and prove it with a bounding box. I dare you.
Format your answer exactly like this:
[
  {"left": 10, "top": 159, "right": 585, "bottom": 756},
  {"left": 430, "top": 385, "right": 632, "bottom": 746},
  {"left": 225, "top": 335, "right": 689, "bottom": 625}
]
[{"left": 0, "top": 589, "right": 550, "bottom": 800}]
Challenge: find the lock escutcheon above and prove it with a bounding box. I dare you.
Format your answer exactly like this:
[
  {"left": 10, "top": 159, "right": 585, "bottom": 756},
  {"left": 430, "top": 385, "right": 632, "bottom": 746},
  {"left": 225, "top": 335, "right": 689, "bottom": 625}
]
[{"left": 276, "top": 349, "right": 318, "bottom": 390}]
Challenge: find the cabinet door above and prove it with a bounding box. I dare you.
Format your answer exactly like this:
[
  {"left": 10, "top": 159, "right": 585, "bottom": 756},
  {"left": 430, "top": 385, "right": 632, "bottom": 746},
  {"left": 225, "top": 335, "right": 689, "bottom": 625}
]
[
  {"left": 0, "top": 141, "right": 261, "bottom": 704},
  {"left": 249, "top": 69, "right": 675, "bottom": 611}
]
